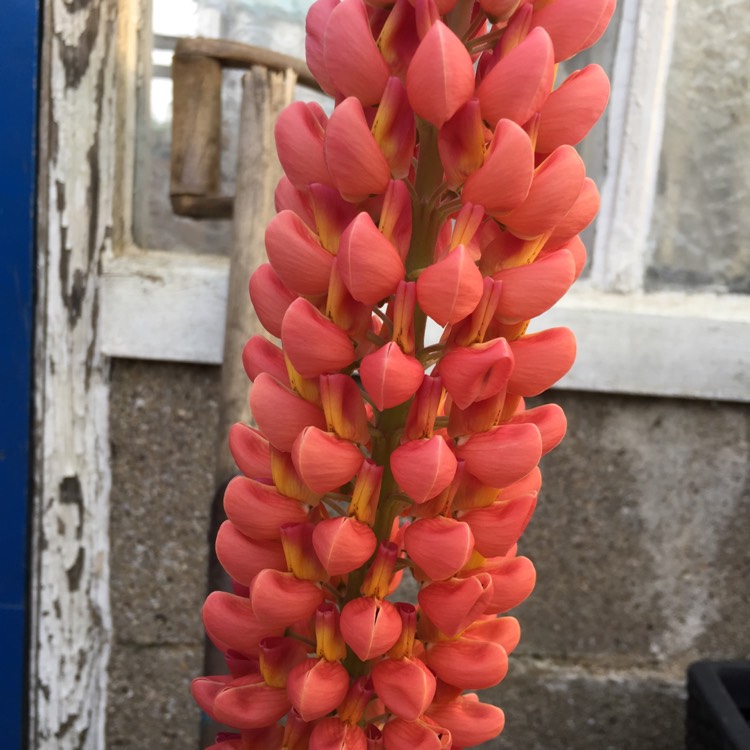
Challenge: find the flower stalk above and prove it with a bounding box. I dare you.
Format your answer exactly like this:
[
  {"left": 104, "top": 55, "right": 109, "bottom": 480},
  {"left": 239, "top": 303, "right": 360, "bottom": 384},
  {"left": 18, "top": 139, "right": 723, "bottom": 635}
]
[{"left": 192, "top": 0, "right": 615, "bottom": 747}]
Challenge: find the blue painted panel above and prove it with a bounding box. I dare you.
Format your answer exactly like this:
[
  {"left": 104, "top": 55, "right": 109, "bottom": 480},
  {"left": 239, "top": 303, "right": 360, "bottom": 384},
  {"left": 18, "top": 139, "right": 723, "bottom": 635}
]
[{"left": 0, "top": 0, "right": 40, "bottom": 746}]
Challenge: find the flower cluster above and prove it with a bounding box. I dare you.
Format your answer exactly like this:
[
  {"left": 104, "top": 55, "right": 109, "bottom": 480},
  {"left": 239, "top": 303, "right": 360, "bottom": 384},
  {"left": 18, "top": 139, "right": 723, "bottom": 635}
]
[{"left": 192, "top": 0, "right": 614, "bottom": 747}]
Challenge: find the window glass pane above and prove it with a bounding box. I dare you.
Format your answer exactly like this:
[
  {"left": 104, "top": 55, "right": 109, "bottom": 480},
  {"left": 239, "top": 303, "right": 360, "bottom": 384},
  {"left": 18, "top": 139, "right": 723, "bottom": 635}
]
[{"left": 646, "top": 1, "right": 750, "bottom": 293}]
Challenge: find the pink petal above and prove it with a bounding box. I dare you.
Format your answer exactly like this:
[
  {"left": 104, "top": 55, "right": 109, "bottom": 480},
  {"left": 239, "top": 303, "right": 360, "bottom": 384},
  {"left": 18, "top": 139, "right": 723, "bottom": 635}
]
[
  {"left": 462, "top": 119, "right": 534, "bottom": 216},
  {"left": 382, "top": 719, "right": 451, "bottom": 749},
  {"left": 459, "top": 493, "right": 537, "bottom": 557},
  {"left": 455, "top": 423, "right": 542, "bottom": 488},
  {"left": 372, "top": 77, "right": 417, "bottom": 179},
  {"left": 313, "top": 516, "right": 378, "bottom": 576},
  {"left": 477, "top": 27, "right": 555, "bottom": 127},
  {"left": 531, "top": 0, "right": 616, "bottom": 62},
  {"left": 340, "top": 596, "right": 402, "bottom": 660},
  {"left": 418, "top": 573, "right": 494, "bottom": 637},
  {"left": 242, "top": 335, "right": 288, "bottom": 383},
  {"left": 463, "top": 615, "right": 521, "bottom": 654},
  {"left": 249, "top": 263, "right": 298, "bottom": 339},
  {"left": 324, "top": 0, "right": 390, "bottom": 105},
  {"left": 391, "top": 436, "right": 458, "bottom": 504},
  {"left": 228, "top": 423, "right": 272, "bottom": 479},
  {"left": 215, "top": 521, "right": 287, "bottom": 586},
  {"left": 378, "top": 0, "right": 421, "bottom": 78},
  {"left": 481, "top": 556, "right": 537, "bottom": 613},
  {"left": 305, "top": 0, "right": 340, "bottom": 97},
  {"left": 250, "top": 569, "right": 324, "bottom": 628},
  {"left": 438, "top": 338, "right": 514, "bottom": 410},
  {"left": 320, "top": 373, "right": 370, "bottom": 444},
  {"left": 508, "top": 402, "right": 567, "bottom": 455},
  {"left": 287, "top": 658, "right": 350, "bottom": 721},
  {"left": 275, "top": 101, "right": 333, "bottom": 188},
  {"left": 266, "top": 210, "right": 334, "bottom": 296},
  {"left": 190, "top": 674, "right": 232, "bottom": 720},
  {"left": 359, "top": 342, "right": 425, "bottom": 411},
  {"left": 406, "top": 21, "right": 475, "bottom": 127},
  {"left": 493, "top": 248, "right": 576, "bottom": 322},
  {"left": 403, "top": 516, "right": 474, "bottom": 580},
  {"left": 310, "top": 717, "right": 368, "bottom": 750},
  {"left": 309, "top": 183, "right": 361, "bottom": 254},
  {"left": 479, "top": 0, "right": 521, "bottom": 21},
  {"left": 275, "top": 175, "right": 315, "bottom": 227},
  {"left": 338, "top": 213, "right": 406, "bottom": 305},
  {"left": 292, "top": 426, "right": 364, "bottom": 494},
  {"left": 202, "top": 591, "right": 282, "bottom": 656},
  {"left": 249, "top": 373, "right": 327, "bottom": 452},
  {"left": 501, "top": 145, "right": 586, "bottom": 239},
  {"left": 425, "top": 637, "right": 508, "bottom": 689},
  {"left": 546, "top": 176, "right": 600, "bottom": 247},
  {"left": 536, "top": 64, "right": 611, "bottom": 153},
  {"left": 325, "top": 97, "right": 392, "bottom": 202},
  {"left": 507, "top": 327, "right": 577, "bottom": 396},
  {"left": 281, "top": 298, "right": 356, "bottom": 378},
  {"left": 425, "top": 695, "right": 505, "bottom": 747},
  {"left": 212, "top": 673, "right": 290, "bottom": 729},
  {"left": 416, "top": 245, "right": 484, "bottom": 327},
  {"left": 371, "top": 658, "right": 436, "bottom": 721},
  {"left": 438, "top": 99, "right": 485, "bottom": 189},
  {"left": 379, "top": 180, "right": 413, "bottom": 261},
  {"left": 223, "top": 476, "right": 310, "bottom": 540}
]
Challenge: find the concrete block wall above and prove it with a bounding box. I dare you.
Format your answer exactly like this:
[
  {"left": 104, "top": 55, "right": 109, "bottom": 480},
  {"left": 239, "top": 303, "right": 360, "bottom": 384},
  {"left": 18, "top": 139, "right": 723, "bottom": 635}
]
[{"left": 105, "top": 363, "right": 750, "bottom": 749}]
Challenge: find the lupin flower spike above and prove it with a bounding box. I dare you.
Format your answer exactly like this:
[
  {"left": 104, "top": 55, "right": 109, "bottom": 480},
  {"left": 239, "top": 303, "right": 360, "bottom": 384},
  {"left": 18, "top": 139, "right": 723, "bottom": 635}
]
[{"left": 192, "top": 0, "right": 615, "bottom": 745}]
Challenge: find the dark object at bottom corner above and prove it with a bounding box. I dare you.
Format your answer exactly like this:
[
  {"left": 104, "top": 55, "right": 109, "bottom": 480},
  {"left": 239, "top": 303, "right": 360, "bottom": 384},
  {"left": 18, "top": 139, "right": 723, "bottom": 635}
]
[{"left": 687, "top": 661, "right": 750, "bottom": 750}]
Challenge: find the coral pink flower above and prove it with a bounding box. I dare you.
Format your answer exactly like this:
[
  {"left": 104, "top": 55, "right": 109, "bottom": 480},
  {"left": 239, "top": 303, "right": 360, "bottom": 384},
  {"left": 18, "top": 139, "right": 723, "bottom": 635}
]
[
  {"left": 320, "top": 374, "right": 370, "bottom": 445},
  {"left": 508, "top": 402, "right": 568, "bottom": 455},
  {"left": 438, "top": 100, "right": 485, "bottom": 189},
  {"left": 480, "top": 0, "right": 521, "bottom": 21},
  {"left": 274, "top": 101, "right": 332, "bottom": 189},
  {"left": 248, "top": 263, "right": 298, "bottom": 338},
  {"left": 242, "top": 335, "right": 288, "bottom": 384},
  {"left": 477, "top": 27, "right": 555, "bottom": 127},
  {"left": 468, "top": 555, "right": 537, "bottom": 614},
  {"left": 250, "top": 569, "right": 324, "bottom": 628},
  {"left": 259, "top": 636, "right": 309, "bottom": 688},
  {"left": 403, "top": 516, "right": 474, "bottom": 580},
  {"left": 371, "top": 77, "right": 417, "bottom": 179},
  {"left": 337, "top": 213, "right": 405, "bottom": 305},
  {"left": 416, "top": 245, "right": 484, "bottom": 326},
  {"left": 455, "top": 423, "right": 542, "bottom": 488},
  {"left": 249, "top": 373, "right": 327, "bottom": 452},
  {"left": 418, "top": 573, "right": 494, "bottom": 637},
  {"left": 460, "top": 492, "right": 537, "bottom": 557},
  {"left": 265, "top": 210, "right": 333, "bottom": 296},
  {"left": 305, "top": 0, "right": 339, "bottom": 96},
  {"left": 223, "top": 476, "right": 310, "bottom": 540},
  {"left": 323, "top": 0, "right": 390, "bottom": 105},
  {"left": 501, "top": 145, "right": 586, "bottom": 239},
  {"left": 462, "top": 119, "right": 534, "bottom": 216},
  {"left": 325, "top": 97, "right": 391, "bottom": 202},
  {"left": 381, "top": 718, "right": 452, "bottom": 750},
  {"left": 531, "top": 0, "right": 617, "bottom": 62},
  {"left": 287, "top": 658, "right": 350, "bottom": 721},
  {"left": 406, "top": 21, "right": 474, "bottom": 127},
  {"left": 228, "top": 423, "right": 271, "bottom": 479},
  {"left": 291, "top": 427, "right": 364, "bottom": 494},
  {"left": 536, "top": 64, "right": 611, "bottom": 153},
  {"left": 313, "top": 516, "right": 378, "bottom": 576},
  {"left": 378, "top": 181, "right": 413, "bottom": 261},
  {"left": 425, "top": 636, "right": 509, "bottom": 689},
  {"left": 391, "top": 436, "right": 458, "bottom": 503},
  {"left": 280, "top": 522, "right": 329, "bottom": 582},
  {"left": 425, "top": 694, "right": 505, "bottom": 747},
  {"left": 191, "top": 674, "right": 231, "bottom": 718},
  {"left": 507, "top": 327, "right": 577, "bottom": 396},
  {"left": 438, "top": 338, "right": 514, "bottom": 409},
  {"left": 340, "top": 596, "right": 402, "bottom": 660},
  {"left": 309, "top": 717, "right": 368, "bottom": 750},
  {"left": 547, "top": 176, "right": 600, "bottom": 247},
  {"left": 202, "top": 591, "right": 283, "bottom": 656},
  {"left": 215, "top": 521, "right": 287, "bottom": 586},
  {"left": 493, "top": 247, "right": 577, "bottom": 322},
  {"left": 359, "top": 342, "right": 425, "bottom": 410},
  {"left": 371, "top": 656, "right": 437, "bottom": 721},
  {"left": 211, "top": 673, "right": 291, "bottom": 729}
]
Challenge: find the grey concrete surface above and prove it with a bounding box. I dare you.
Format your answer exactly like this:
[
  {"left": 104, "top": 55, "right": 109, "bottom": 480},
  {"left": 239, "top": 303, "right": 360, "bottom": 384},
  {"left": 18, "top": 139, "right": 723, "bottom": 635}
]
[{"left": 107, "top": 359, "right": 221, "bottom": 748}]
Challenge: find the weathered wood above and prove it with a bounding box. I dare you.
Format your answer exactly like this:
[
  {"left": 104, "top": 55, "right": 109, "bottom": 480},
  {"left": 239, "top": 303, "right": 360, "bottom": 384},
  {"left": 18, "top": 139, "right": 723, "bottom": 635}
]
[
  {"left": 169, "top": 53, "right": 223, "bottom": 211},
  {"left": 31, "top": 0, "right": 116, "bottom": 747},
  {"left": 175, "top": 36, "right": 319, "bottom": 90}
]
